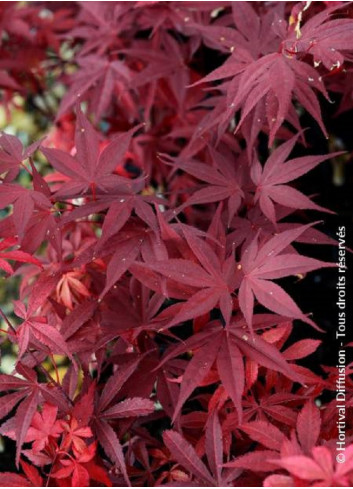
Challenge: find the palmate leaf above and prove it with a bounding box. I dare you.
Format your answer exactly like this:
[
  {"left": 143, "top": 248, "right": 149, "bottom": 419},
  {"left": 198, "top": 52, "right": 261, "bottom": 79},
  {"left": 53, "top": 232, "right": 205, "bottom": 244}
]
[
  {"left": 136, "top": 260, "right": 230, "bottom": 326},
  {"left": 25, "top": 403, "right": 62, "bottom": 453},
  {"left": 125, "top": 33, "right": 188, "bottom": 90},
  {"left": 1, "top": 2, "right": 352, "bottom": 485},
  {"left": 238, "top": 223, "right": 336, "bottom": 330},
  {"left": 195, "top": 49, "right": 329, "bottom": 144},
  {"left": 41, "top": 107, "right": 142, "bottom": 199},
  {"left": 284, "top": 4, "right": 353, "bottom": 71},
  {"left": 133, "top": 226, "right": 237, "bottom": 327},
  {"left": 158, "top": 316, "right": 300, "bottom": 423},
  {"left": 13, "top": 301, "right": 73, "bottom": 363},
  {"left": 56, "top": 55, "right": 133, "bottom": 120},
  {"left": 163, "top": 146, "right": 244, "bottom": 225},
  {"left": 194, "top": 2, "right": 353, "bottom": 144},
  {"left": 230, "top": 2, "right": 283, "bottom": 58},
  {"left": 230, "top": 53, "right": 329, "bottom": 145},
  {"left": 242, "top": 390, "right": 301, "bottom": 427},
  {"left": 66, "top": 2, "right": 131, "bottom": 57},
  {"left": 250, "top": 135, "right": 342, "bottom": 224}
]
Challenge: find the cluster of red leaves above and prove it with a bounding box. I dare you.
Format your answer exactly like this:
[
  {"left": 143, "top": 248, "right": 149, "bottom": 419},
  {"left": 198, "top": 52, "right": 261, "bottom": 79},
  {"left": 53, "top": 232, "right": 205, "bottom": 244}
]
[{"left": 0, "top": 1, "right": 353, "bottom": 487}]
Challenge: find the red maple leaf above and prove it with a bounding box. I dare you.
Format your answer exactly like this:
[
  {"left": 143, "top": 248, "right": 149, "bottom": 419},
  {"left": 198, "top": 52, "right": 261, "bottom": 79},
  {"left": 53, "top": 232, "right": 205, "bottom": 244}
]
[
  {"left": 25, "top": 403, "right": 63, "bottom": 453},
  {"left": 237, "top": 223, "right": 335, "bottom": 330}
]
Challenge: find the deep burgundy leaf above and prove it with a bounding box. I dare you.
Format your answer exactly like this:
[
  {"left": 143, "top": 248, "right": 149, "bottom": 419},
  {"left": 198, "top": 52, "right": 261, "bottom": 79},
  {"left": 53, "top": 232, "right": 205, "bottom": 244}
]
[
  {"left": 94, "top": 419, "right": 130, "bottom": 486},
  {"left": 163, "top": 430, "right": 214, "bottom": 485},
  {"left": 217, "top": 333, "right": 244, "bottom": 422},
  {"left": 205, "top": 411, "right": 222, "bottom": 483}
]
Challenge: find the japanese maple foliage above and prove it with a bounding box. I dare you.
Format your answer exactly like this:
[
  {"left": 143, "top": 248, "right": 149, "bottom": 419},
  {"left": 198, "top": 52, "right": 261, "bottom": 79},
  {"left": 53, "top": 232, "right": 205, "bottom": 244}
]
[{"left": 0, "top": 1, "right": 352, "bottom": 487}]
